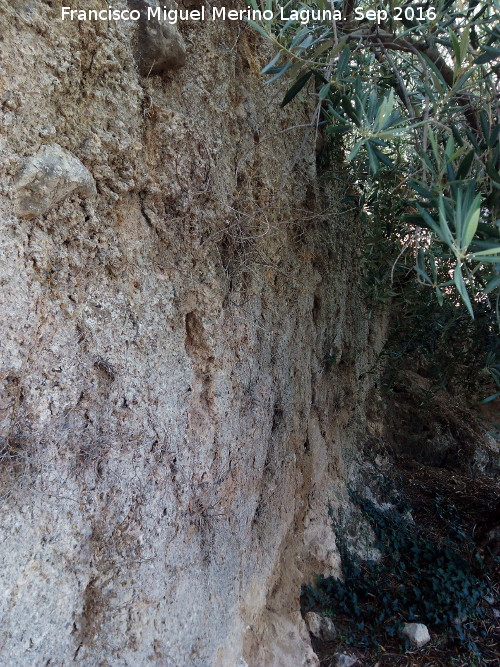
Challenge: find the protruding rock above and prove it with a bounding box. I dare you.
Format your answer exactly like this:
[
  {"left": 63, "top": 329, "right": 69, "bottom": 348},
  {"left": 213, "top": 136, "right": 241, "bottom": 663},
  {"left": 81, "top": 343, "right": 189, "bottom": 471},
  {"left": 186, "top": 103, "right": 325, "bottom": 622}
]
[
  {"left": 14, "top": 144, "right": 96, "bottom": 218},
  {"left": 129, "top": 0, "right": 186, "bottom": 75},
  {"left": 304, "top": 611, "right": 337, "bottom": 641},
  {"left": 401, "top": 622, "right": 431, "bottom": 647}
]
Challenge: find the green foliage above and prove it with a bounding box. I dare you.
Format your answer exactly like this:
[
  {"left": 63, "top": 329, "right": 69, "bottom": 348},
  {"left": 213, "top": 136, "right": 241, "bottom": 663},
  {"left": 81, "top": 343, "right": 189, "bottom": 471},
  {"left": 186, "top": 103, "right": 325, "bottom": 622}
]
[
  {"left": 382, "top": 286, "right": 499, "bottom": 398},
  {"left": 301, "top": 491, "right": 492, "bottom": 656},
  {"left": 249, "top": 0, "right": 500, "bottom": 321},
  {"left": 332, "top": 142, "right": 499, "bottom": 399},
  {"left": 482, "top": 350, "right": 500, "bottom": 402}
]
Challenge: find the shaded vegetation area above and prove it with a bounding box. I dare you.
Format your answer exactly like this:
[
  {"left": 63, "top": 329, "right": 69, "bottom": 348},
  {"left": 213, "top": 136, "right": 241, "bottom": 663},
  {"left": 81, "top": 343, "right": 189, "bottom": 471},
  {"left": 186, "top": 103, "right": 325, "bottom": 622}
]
[
  {"left": 249, "top": 2, "right": 499, "bottom": 663},
  {"left": 301, "top": 470, "right": 499, "bottom": 666},
  {"left": 356, "top": 164, "right": 500, "bottom": 405},
  {"left": 252, "top": 0, "right": 500, "bottom": 403},
  {"left": 252, "top": 0, "right": 500, "bottom": 320}
]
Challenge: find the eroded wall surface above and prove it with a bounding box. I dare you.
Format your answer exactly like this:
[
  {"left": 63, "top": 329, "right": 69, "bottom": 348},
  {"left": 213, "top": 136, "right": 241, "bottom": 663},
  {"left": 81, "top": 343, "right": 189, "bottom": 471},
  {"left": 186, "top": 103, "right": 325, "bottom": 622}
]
[{"left": 0, "top": 2, "right": 384, "bottom": 664}]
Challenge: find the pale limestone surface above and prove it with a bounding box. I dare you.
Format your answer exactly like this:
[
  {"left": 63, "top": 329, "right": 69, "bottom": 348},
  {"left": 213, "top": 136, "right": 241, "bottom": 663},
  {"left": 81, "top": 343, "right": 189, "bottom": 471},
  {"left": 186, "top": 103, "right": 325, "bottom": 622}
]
[{"left": 0, "top": 1, "right": 385, "bottom": 664}]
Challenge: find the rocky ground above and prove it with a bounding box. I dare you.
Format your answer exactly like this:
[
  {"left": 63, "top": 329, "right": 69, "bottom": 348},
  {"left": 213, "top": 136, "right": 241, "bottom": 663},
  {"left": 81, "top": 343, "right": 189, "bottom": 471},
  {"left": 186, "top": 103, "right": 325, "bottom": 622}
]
[{"left": 302, "top": 378, "right": 499, "bottom": 667}]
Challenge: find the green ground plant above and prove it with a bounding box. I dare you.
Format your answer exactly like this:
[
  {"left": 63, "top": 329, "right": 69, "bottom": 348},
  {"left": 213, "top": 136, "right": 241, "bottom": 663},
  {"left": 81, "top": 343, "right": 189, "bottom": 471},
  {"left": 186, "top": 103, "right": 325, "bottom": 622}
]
[{"left": 301, "top": 490, "right": 494, "bottom": 659}]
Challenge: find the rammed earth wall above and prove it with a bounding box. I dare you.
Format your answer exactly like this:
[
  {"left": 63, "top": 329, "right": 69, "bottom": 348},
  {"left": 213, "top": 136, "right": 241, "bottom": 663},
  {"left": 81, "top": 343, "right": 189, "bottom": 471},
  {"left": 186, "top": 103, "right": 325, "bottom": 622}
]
[{"left": 0, "top": 1, "right": 385, "bottom": 664}]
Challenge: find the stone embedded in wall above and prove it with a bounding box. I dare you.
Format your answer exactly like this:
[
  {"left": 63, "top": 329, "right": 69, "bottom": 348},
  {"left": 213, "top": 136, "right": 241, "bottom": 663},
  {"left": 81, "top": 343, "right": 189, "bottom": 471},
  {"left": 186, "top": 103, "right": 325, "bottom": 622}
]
[
  {"left": 13, "top": 144, "right": 97, "bottom": 218},
  {"left": 128, "top": 0, "right": 187, "bottom": 75}
]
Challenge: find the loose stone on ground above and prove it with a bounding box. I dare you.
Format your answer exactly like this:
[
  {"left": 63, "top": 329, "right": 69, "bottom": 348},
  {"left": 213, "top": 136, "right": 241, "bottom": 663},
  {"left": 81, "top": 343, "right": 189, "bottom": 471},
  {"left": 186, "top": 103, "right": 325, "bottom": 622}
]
[{"left": 401, "top": 622, "right": 431, "bottom": 647}]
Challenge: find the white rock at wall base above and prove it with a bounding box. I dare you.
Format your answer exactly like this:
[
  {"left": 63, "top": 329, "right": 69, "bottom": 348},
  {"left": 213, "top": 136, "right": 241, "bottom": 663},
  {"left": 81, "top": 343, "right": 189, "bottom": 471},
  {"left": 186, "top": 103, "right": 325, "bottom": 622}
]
[
  {"left": 304, "top": 611, "right": 337, "bottom": 640},
  {"left": 401, "top": 622, "right": 431, "bottom": 647},
  {"left": 14, "top": 143, "right": 96, "bottom": 218},
  {"left": 336, "top": 654, "right": 358, "bottom": 667}
]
